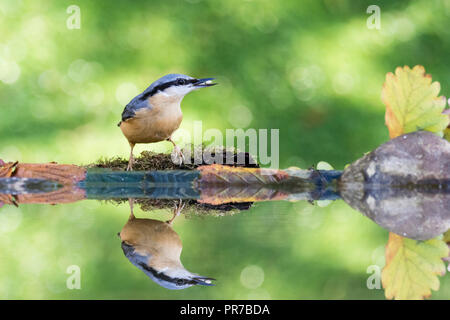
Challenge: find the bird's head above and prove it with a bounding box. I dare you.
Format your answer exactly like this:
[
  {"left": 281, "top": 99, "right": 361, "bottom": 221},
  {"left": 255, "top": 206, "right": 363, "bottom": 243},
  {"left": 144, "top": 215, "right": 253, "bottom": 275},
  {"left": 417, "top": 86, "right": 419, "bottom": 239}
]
[
  {"left": 121, "top": 241, "right": 216, "bottom": 290},
  {"left": 143, "top": 74, "right": 217, "bottom": 99}
]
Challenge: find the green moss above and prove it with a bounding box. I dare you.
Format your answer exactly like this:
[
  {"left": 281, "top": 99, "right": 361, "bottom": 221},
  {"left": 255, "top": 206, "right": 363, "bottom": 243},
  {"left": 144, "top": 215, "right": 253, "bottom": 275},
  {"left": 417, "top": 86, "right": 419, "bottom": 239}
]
[
  {"left": 105, "top": 197, "right": 252, "bottom": 218},
  {"left": 86, "top": 150, "right": 197, "bottom": 171},
  {"left": 86, "top": 145, "right": 258, "bottom": 171}
]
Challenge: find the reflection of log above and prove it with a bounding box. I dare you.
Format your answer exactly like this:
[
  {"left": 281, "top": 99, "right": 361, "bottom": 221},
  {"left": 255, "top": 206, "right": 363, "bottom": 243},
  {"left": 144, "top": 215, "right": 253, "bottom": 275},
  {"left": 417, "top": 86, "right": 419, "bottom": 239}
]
[
  {"left": 0, "top": 162, "right": 86, "bottom": 204},
  {"left": 15, "top": 186, "right": 85, "bottom": 205},
  {"left": 0, "top": 194, "right": 15, "bottom": 206},
  {"left": 197, "top": 165, "right": 291, "bottom": 204},
  {"left": 197, "top": 164, "right": 341, "bottom": 204},
  {"left": 198, "top": 185, "right": 290, "bottom": 205},
  {"left": 0, "top": 160, "right": 342, "bottom": 206}
]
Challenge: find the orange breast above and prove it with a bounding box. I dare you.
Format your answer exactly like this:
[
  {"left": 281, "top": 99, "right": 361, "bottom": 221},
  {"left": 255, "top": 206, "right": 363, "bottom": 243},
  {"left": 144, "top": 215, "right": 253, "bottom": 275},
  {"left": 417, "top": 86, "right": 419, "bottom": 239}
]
[{"left": 120, "top": 101, "right": 183, "bottom": 144}]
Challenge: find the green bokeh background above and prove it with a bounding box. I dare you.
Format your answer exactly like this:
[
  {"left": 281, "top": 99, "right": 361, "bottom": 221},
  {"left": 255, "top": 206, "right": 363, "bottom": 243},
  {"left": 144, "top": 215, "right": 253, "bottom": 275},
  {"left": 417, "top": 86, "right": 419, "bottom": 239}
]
[{"left": 0, "top": 0, "right": 449, "bottom": 299}]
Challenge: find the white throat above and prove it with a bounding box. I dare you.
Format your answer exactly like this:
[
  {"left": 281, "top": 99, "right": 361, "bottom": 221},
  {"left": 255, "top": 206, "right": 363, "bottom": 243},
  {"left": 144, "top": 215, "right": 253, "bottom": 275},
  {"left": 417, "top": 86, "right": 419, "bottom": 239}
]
[{"left": 163, "top": 85, "right": 196, "bottom": 98}]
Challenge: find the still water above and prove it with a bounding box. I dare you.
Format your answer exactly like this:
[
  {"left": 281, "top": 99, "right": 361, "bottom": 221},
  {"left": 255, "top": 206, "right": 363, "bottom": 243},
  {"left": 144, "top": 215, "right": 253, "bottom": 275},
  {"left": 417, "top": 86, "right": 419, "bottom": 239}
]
[
  {"left": 0, "top": 131, "right": 449, "bottom": 299},
  {"left": 0, "top": 194, "right": 388, "bottom": 299}
]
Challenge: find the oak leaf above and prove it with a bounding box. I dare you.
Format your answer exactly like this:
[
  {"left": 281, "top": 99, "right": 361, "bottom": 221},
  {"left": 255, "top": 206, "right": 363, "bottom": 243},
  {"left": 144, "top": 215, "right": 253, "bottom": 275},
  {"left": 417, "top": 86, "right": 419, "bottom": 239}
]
[{"left": 382, "top": 65, "right": 449, "bottom": 139}]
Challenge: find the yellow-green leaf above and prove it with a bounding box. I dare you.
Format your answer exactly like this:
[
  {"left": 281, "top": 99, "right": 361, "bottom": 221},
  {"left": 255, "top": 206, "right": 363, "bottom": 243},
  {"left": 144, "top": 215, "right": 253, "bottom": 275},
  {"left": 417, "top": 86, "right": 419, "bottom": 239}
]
[
  {"left": 444, "top": 109, "right": 450, "bottom": 142},
  {"left": 382, "top": 65, "right": 449, "bottom": 139},
  {"left": 382, "top": 233, "right": 449, "bottom": 300},
  {"left": 316, "top": 161, "right": 334, "bottom": 170}
]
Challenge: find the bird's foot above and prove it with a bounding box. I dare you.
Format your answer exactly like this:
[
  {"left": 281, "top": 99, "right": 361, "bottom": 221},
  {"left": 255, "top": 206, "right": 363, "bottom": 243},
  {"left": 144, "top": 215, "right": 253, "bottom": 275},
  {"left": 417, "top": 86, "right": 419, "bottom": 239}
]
[
  {"left": 126, "top": 158, "right": 134, "bottom": 171},
  {"left": 167, "top": 199, "right": 185, "bottom": 225},
  {"left": 171, "top": 146, "right": 185, "bottom": 166},
  {"left": 128, "top": 198, "right": 135, "bottom": 220}
]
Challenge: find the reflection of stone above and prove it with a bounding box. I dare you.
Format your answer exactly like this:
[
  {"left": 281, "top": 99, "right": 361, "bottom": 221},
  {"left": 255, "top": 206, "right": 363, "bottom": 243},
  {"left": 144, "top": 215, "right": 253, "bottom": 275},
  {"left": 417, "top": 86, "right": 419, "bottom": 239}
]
[{"left": 340, "top": 131, "right": 450, "bottom": 240}]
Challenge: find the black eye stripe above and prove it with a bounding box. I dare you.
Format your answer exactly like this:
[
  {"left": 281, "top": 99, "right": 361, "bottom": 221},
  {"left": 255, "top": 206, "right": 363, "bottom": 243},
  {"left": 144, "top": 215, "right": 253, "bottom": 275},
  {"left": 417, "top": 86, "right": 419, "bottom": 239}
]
[
  {"left": 142, "top": 78, "right": 197, "bottom": 99},
  {"left": 177, "top": 78, "right": 197, "bottom": 85},
  {"left": 137, "top": 262, "right": 197, "bottom": 286}
]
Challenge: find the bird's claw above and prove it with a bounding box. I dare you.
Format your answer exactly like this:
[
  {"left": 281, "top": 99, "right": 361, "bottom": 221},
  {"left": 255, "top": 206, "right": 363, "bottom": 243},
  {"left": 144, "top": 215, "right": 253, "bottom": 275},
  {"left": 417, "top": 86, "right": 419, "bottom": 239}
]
[{"left": 167, "top": 199, "right": 185, "bottom": 224}]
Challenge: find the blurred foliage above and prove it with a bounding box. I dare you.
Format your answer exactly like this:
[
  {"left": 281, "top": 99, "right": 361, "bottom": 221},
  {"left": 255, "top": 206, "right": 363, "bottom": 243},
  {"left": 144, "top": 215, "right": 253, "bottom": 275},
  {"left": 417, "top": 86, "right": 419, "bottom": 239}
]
[{"left": 0, "top": 0, "right": 449, "bottom": 299}]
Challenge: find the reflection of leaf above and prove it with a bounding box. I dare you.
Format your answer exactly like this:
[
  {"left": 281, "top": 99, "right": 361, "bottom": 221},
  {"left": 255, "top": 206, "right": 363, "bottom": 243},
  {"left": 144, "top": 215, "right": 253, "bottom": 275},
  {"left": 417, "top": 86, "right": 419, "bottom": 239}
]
[
  {"left": 442, "top": 230, "right": 450, "bottom": 264},
  {"left": 382, "top": 233, "right": 449, "bottom": 300},
  {"left": 443, "top": 230, "right": 450, "bottom": 244},
  {"left": 382, "top": 65, "right": 449, "bottom": 139},
  {"left": 0, "top": 194, "right": 15, "bottom": 206}
]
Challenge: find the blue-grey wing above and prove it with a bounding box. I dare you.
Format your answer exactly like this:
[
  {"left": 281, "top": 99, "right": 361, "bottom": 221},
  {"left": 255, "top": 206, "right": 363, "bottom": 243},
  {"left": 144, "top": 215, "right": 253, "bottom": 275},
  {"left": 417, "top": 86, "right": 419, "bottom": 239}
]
[{"left": 118, "top": 94, "right": 150, "bottom": 125}]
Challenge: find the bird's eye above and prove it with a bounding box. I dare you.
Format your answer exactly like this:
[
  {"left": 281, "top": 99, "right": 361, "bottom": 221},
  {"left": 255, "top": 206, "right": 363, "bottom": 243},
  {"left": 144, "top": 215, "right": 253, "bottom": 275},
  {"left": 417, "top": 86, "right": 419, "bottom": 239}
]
[
  {"left": 177, "top": 79, "right": 186, "bottom": 85},
  {"left": 176, "top": 279, "right": 184, "bottom": 285}
]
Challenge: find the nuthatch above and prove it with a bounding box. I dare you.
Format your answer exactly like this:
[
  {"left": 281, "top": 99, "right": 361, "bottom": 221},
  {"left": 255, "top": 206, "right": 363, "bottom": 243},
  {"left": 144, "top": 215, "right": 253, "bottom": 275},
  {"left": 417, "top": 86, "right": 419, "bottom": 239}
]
[
  {"left": 118, "top": 74, "right": 217, "bottom": 170},
  {"left": 118, "top": 199, "right": 215, "bottom": 290}
]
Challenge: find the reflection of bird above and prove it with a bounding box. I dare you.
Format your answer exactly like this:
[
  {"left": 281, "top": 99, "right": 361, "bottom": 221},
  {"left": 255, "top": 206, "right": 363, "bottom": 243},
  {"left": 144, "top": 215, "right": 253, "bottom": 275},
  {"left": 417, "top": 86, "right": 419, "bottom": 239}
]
[
  {"left": 118, "top": 74, "right": 217, "bottom": 170},
  {"left": 118, "top": 199, "right": 215, "bottom": 290}
]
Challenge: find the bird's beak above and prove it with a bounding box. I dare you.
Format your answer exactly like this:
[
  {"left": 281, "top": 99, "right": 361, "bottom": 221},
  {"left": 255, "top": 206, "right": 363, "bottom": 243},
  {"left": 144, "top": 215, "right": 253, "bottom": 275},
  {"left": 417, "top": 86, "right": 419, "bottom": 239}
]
[
  {"left": 193, "top": 78, "right": 217, "bottom": 88},
  {"left": 192, "top": 276, "right": 216, "bottom": 286}
]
